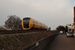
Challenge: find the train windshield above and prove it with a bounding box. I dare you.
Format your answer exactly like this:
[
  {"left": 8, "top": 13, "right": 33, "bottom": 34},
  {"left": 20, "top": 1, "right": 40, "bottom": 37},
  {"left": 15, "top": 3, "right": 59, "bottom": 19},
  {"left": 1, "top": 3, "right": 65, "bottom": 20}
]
[{"left": 23, "top": 18, "right": 30, "bottom": 28}]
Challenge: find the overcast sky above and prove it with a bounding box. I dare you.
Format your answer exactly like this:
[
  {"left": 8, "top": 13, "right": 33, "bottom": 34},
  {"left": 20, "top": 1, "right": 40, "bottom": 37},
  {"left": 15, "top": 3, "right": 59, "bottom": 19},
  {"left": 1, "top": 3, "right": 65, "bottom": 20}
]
[{"left": 0, "top": 0, "right": 75, "bottom": 29}]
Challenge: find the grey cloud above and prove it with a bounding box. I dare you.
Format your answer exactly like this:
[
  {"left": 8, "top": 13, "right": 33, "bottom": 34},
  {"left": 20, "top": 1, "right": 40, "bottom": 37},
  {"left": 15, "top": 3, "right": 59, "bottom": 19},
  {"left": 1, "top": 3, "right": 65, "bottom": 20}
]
[{"left": 0, "top": 0, "right": 74, "bottom": 29}]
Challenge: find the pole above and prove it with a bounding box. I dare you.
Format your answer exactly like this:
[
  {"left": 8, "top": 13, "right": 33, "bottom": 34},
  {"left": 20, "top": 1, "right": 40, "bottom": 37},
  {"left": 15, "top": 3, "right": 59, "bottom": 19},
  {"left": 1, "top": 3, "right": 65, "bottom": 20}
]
[
  {"left": 74, "top": 7, "right": 75, "bottom": 23},
  {"left": 73, "top": 7, "right": 75, "bottom": 34}
]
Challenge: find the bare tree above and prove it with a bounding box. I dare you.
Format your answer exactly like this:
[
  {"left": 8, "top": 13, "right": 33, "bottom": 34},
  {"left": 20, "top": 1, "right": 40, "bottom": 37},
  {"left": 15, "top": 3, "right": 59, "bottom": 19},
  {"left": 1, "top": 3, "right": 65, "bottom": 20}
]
[{"left": 5, "top": 15, "right": 21, "bottom": 30}]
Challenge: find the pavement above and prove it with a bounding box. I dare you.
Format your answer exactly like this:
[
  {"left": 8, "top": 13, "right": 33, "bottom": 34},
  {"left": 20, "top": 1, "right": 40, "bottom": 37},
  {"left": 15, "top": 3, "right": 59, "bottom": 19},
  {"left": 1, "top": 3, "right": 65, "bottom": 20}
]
[{"left": 47, "top": 34, "right": 75, "bottom": 50}]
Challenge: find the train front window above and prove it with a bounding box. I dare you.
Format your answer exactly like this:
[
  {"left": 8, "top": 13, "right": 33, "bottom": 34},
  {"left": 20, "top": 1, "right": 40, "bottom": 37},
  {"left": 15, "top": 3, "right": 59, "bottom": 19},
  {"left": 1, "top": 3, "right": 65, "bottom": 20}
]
[{"left": 23, "top": 18, "right": 30, "bottom": 28}]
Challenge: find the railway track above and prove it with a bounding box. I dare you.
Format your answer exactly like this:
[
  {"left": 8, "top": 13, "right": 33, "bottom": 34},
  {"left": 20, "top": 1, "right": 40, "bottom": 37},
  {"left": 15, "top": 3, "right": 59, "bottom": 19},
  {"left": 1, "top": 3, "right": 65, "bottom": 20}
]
[{"left": 0, "top": 30, "right": 50, "bottom": 34}]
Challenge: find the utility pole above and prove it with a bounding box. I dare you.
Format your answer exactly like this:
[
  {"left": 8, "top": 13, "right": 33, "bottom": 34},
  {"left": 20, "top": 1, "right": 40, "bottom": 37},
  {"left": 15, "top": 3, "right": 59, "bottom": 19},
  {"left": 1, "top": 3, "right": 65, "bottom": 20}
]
[{"left": 73, "top": 7, "right": 75, "bottom": 34}]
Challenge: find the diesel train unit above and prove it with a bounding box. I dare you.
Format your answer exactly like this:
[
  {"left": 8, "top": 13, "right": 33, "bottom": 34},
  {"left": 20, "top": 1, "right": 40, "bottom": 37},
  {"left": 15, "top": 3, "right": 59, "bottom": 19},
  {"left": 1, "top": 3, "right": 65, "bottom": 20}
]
[{"left": 5, "top": 15, "right": 49, "bottom": 31}]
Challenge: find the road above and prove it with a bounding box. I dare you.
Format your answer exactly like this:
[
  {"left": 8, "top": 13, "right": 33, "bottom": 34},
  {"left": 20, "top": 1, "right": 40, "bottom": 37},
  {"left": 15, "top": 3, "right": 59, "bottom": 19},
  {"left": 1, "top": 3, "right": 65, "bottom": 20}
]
[{"left": 47, "top": 34, "right": 75, "bottom": 50}]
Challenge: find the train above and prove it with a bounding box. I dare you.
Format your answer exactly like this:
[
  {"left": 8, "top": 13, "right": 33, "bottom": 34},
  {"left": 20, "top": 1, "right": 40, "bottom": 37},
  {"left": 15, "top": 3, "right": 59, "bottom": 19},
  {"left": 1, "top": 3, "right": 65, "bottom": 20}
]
[
  {"left": 21, "top": 17, "right": 49, "bottom": 30},
  {"left": 5, "top": 16, "right": 49, "bottom": 31}
]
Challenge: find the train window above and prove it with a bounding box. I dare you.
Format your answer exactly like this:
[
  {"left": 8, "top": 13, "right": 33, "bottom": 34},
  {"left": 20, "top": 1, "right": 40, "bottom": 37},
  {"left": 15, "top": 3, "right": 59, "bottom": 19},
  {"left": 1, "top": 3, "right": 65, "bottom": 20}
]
[{"left": 23, "top": 18, "right": 30, "bottom": 28}]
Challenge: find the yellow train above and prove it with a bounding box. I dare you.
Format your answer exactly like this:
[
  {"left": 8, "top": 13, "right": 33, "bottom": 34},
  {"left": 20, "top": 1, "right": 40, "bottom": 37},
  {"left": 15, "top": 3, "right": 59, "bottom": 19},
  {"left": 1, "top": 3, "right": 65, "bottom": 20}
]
[{"left": 21, "top": 17, "right": 48, "bottom": 30}]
